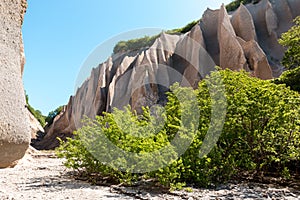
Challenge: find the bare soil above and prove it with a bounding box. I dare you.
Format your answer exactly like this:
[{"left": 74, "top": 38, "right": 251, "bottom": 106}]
[{"left": 0, "top": 148, "right": 299, "bottom": 200}]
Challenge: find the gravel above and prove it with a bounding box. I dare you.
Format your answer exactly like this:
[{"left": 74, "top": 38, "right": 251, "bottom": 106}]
[{"left": 0, "top": 149, "right": 299, "bottom": 200}]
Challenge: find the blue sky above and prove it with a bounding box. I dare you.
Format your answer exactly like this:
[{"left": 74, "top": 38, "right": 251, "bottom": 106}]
[{"left": 22, "top": 0, "right": 231, "bottom": 115}]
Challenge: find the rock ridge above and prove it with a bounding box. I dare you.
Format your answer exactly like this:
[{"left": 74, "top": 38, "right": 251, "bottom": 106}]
[{"left": 35, "top": 0, "right": 300, "bottom": 149}]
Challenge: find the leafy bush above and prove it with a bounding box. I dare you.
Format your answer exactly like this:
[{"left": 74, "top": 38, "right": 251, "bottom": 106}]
[
  {"left": 278, "top": 16, "right": 300, "bottom": 70},
  {"left": 57, "top": 69, "right": 300, "bottom": 188},
  {"left": 273, "top": 67, "right": 300, "bottom": 93},
  {"left": 273, "top": 17, "right": 300, "bottom": 93},
  {"left": 56, "top": 86, "right": 198, "bottom": 188}
]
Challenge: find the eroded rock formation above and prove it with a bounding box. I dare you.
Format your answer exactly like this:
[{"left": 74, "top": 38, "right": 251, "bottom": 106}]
[
  {"left": 34, "top": 0, "right": 300, "bottom": 149},
  {"left": 0, "top": 0, "right": 30, "bottom": 167},
  {"left": 28, "top": 110, "right": 44, "bottom": 140}
]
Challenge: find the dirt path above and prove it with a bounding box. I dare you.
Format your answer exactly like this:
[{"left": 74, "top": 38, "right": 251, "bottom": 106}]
[
  {"left": 0, "top": 148, "right": 299, "bottom": 200},
  {"left": 0, "top": 150, "right": 131, "bottom": 200}
]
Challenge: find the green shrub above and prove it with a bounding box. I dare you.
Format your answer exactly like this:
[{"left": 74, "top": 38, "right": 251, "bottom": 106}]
[
  {"left": 273, "top": 67, "right": 300, "bottom": 93},
  {"left": 273, "top": 17, "right": 300, "bottom": 93},
  {"left": 278, "top": 16, "right": 300, "bottom": 70},
  {"left": 56, "top": 85, "right": 198, "bottom": 188},
  {"left": 56, "top": 69, "right": 300, "bottom": 188},
  {"left": 185, "top": 70, "right": 300, "bottom": 185}
]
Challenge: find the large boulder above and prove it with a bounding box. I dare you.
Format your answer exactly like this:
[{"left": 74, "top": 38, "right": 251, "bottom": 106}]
[{"left": 0, "top": 0, "right": 30, "bottom": 168}]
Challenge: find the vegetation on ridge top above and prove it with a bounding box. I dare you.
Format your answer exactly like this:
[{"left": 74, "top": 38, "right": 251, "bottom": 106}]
[
  {"left": 113, "top": 0, "right": 261, "bottom": 54},
  {"left": 226, "top": 0, "right": 260, "bottom": 12},
  {"left": 113, "top": 20, "right": 199, "bottom": 54}
]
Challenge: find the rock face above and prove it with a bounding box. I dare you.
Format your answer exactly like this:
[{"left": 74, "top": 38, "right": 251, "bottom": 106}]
[
  {"left": 0, "top": 0, "right": 30, "bottom": 167},
  {"left": 28, "top": 110, "right": 44, "bottom": 140},
  {"left": 219, "top": 4, "right": 248, "bottom": 71},
  {"left": 35, "top": 0, "right": 300, "bottom": 149}
]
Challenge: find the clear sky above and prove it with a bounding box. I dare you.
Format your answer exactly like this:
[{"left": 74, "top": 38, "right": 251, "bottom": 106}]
[{"left": 22, "top": 0, "right": 231, "bottom": 115}]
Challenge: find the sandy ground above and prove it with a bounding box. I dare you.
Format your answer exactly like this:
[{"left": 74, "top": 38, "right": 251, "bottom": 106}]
[{"left": 0, "top": 148, "right": 299, "bottom": 200}]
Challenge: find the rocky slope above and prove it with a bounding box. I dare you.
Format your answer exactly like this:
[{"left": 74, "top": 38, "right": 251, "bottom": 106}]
[
  {"left": 35, "top": 0, "right": 300, "bottom": 149},
  {"left": 0, "top": 0, "right": 31, "bottom": 167}
]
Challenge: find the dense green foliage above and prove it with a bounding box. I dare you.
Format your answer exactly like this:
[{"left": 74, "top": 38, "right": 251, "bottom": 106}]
[
  {"left": 273, "top": 17, "right": 300, "bottom": 92},
  {"left": 57, "top": 69, "right": 300, "bottom": 188},
  {"left": 113, "top": 20, "right": 199, "bottom": 54},
  {"left": 274, "top": 67, "right": 300, "bottom": 93},
  {"left": 226, "top": 0, "right": 258, "bottom": 12},
  {"left": 166, "top": 20, "right": 199, "bottom": 35},
  {"left": 45, "top": 106, "right": 63, "bottom": 125},
  {"left": 25, "top": 94, "right": 46, "bottom": 127},
  {"left": 113, "top": 35, "right": 158, "bottom": 54},
  {"left": 278, "top": 16, "right": 300, "bottom": 69}
]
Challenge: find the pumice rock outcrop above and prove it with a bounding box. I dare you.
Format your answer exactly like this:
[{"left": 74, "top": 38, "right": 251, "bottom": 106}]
[
  {"left": 218, "top": 5, "right": 248, "bottom": 72},
  {"left": 0, "top": 0, "right": 30, "bottom": 168},
  {"left": 35, "top": 0, "right": 300, "bottom": 150},
  {"left": 28, "top": 110, "right": 44, "bottom": 140}
]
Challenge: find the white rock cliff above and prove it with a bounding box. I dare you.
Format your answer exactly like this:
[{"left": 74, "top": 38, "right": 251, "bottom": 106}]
[{"left": 0, "top": 0, "right": 30, "bottom": 167}]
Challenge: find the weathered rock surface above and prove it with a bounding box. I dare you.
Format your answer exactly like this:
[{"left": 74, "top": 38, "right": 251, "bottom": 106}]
[
  {"left": 35, "top": 0, "right": 300, "bottom": 149},
  {"left": 0, "top": 0, "right": 30, "bottom": 167},
  {"left": 245, "top": 0, "right": 300, "bottom": 77},
  {"left": 173, "top": 24, "right": 215, "bottom": 88},
  {"left": 28, "top": 109, "right": 44, "bottom": 140},
  {"left": 200, "top": 8, "right": 221, "bottom": 66},
  {"left": 238, "top": 38, "right": 273, "bottom": 79},
  {"left": 218, "top": 4, "right": 248, "bottom": 71},
  {"left": 231, "top": 4, "right": 258, "bottom": 42},
  {"left": 109, "top": 33, "right": 180, "bottom": 113}
]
